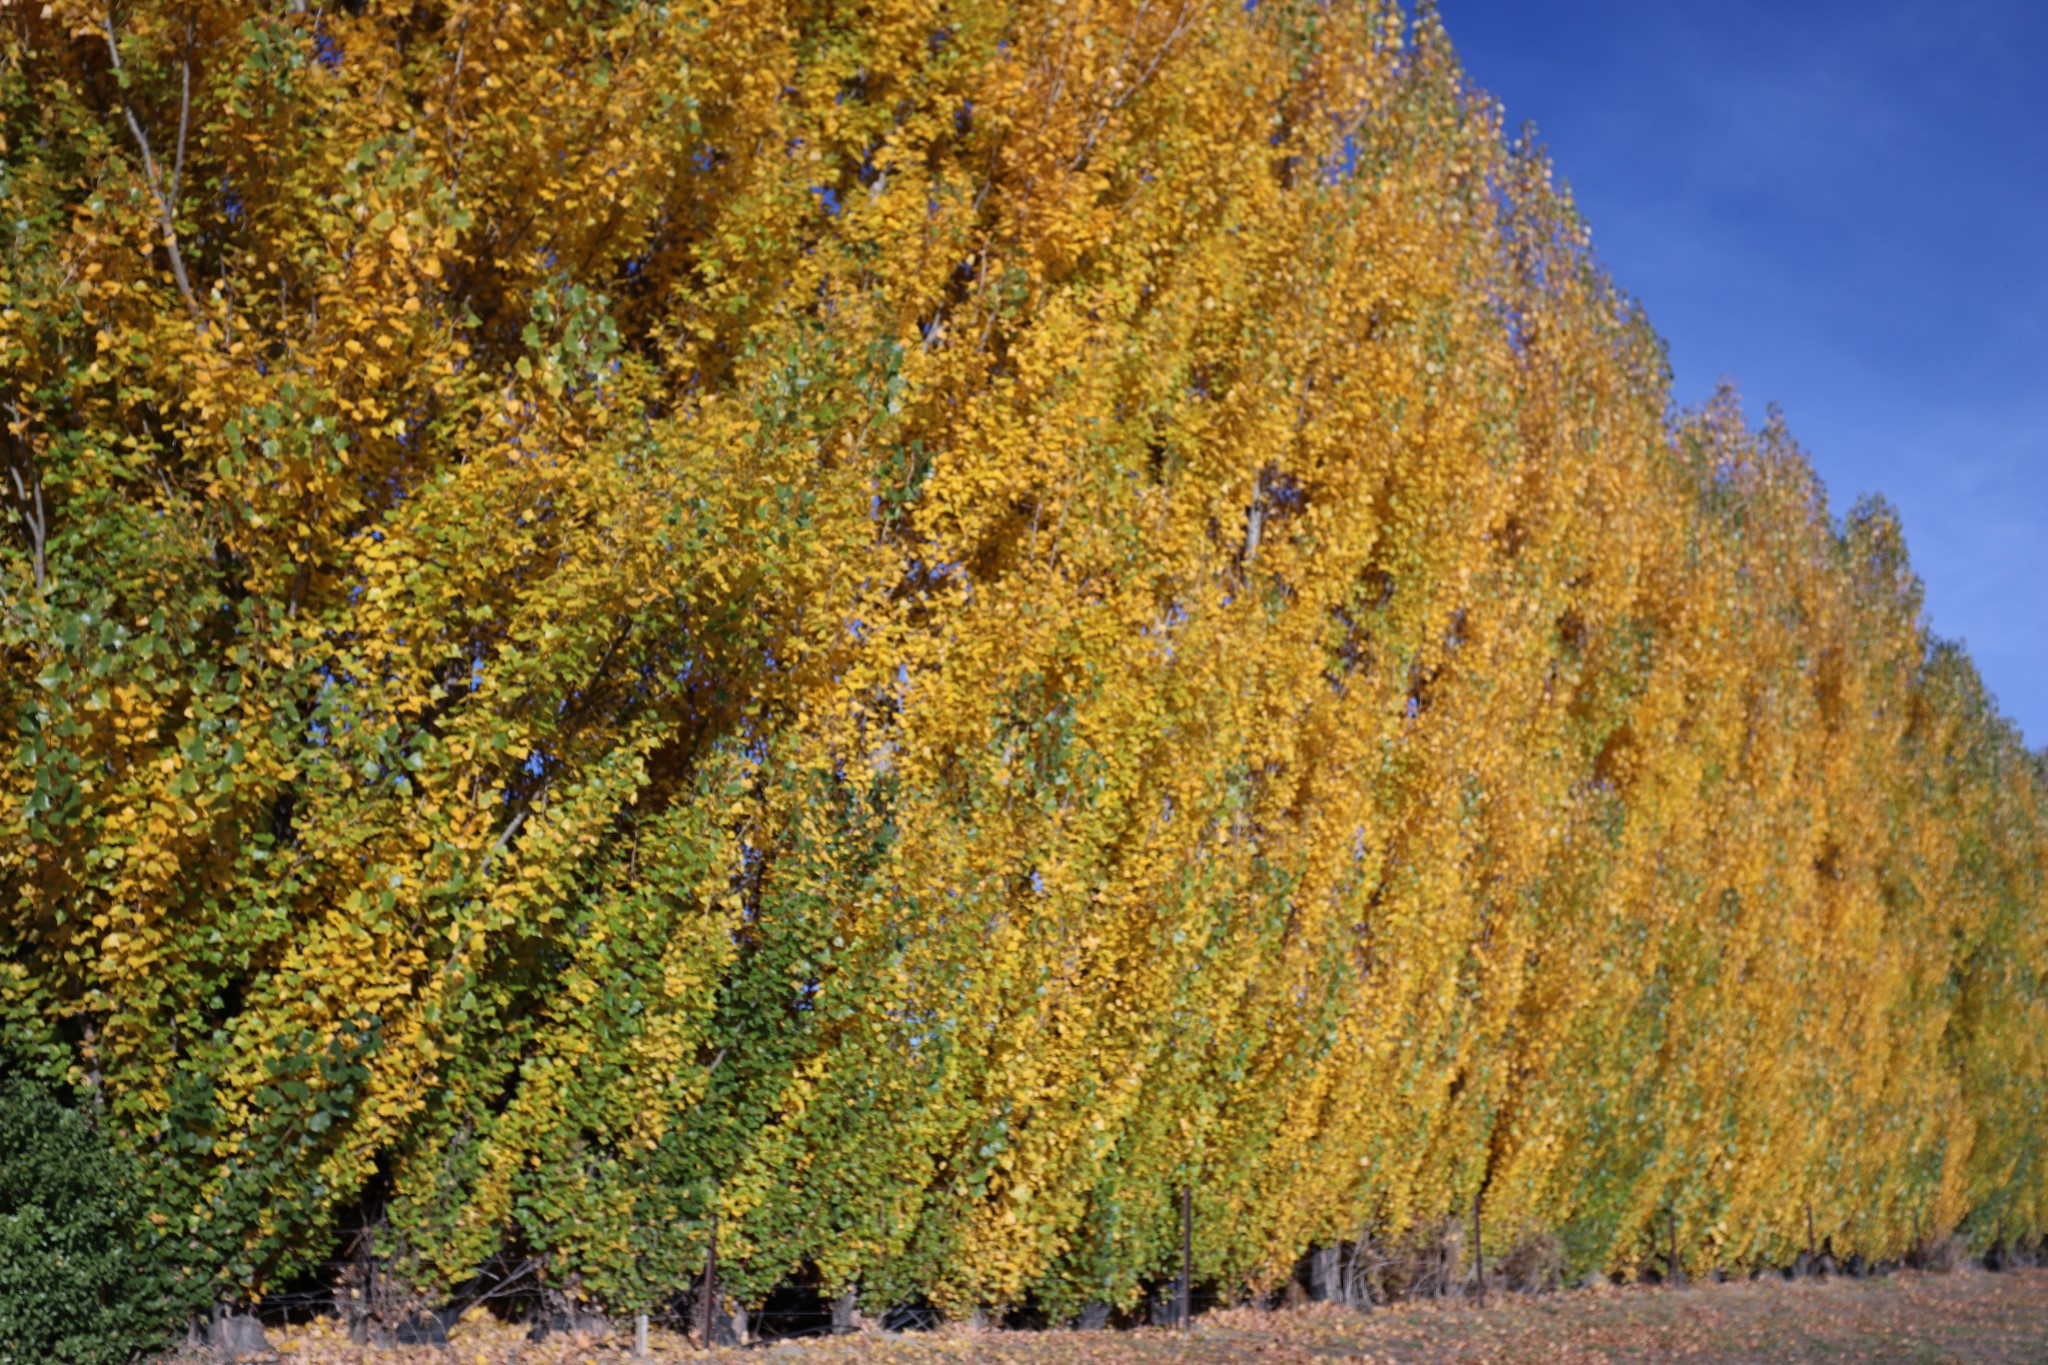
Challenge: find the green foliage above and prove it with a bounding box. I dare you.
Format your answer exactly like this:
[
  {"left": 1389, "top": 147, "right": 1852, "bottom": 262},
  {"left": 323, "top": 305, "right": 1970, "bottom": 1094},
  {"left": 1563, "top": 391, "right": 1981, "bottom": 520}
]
[{"left": 0, "top": 1067, "right": 195, "bottom": 1365}]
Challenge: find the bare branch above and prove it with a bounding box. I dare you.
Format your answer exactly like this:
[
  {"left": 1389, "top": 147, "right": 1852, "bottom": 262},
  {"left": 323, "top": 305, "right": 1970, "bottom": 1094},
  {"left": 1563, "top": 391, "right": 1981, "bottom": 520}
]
[
  {"left": 486, "top": 808, "right": 528, "bottom": 862},
  {"left": 172, "top": 21, "right": 193, "bottom": 210},
  {"left": 1068, "top": 0, "right": 1195, "bottom": 173},
  {"left": 103, "top": 12, "right": 204, "bottom": 324},
  {"left": 7, "top": 464, "right": 48, "bottom": 591}
]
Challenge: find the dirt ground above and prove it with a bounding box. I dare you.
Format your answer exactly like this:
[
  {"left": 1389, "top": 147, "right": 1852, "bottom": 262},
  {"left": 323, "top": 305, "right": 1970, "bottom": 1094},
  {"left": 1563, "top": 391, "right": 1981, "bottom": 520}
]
[{"left": 258, "top": 1267, "right": 2048, "bottom": 1365}]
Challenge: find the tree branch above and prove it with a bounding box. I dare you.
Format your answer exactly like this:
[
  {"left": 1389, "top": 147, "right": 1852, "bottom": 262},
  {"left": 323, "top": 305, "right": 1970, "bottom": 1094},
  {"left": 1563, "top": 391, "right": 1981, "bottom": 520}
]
[
  {"left": 7, "top": 469, "right": 47, "bottom": 591},
  {"left": 172, "top": 20, "right": 192, "bottom": 210},
  {"left": 103, "top": 12, "right": 203, "bottom": 325}
]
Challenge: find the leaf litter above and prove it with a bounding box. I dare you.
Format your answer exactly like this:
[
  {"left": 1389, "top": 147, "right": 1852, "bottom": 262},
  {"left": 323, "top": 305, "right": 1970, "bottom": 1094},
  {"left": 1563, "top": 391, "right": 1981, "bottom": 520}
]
[{"left": 225, "top": 1267, "right": 2048, "bottom": 1365}]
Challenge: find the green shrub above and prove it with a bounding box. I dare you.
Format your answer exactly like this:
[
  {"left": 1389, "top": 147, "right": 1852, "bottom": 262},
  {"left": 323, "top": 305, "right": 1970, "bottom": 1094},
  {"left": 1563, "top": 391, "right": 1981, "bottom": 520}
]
[{"left": 0, "top": 1071, "right": 188, "bottom": 1365}]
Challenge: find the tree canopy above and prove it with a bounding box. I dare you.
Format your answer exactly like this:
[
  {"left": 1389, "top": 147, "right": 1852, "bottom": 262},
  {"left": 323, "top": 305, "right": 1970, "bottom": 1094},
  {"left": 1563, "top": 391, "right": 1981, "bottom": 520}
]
[{"left": 2, "top": 0, "right": 2043, "bottom": 1320}]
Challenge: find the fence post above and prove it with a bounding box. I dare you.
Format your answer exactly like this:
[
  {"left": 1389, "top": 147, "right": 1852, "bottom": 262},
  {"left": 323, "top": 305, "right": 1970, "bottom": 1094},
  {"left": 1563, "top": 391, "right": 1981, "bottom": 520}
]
[
  {"left": 634, "top": 1312, "right": 649, "bottom": 1356},
  {"left": 1472, "top": 1194, "right": 1484, "bottom": 1301},
  {"left": 701, "top": 1201, "right": 719, "bottom": 1349},
  {"left": 1180, "top": 1184, "right": 1193, "bottom": 1333}
]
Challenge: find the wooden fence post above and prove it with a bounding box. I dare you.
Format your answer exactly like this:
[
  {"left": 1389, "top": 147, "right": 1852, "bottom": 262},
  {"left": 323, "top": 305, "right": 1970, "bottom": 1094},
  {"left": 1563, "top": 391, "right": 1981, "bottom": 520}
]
[
  {"left": 1180, "top": 1184, "right": 1193, "bottom": 1333},
  {"left": 701, "top": 1201, "right": 719, "bottom": 1349},
  {"left": 1472, "top": 1194, "right": 1484, "bottom": 1301}
]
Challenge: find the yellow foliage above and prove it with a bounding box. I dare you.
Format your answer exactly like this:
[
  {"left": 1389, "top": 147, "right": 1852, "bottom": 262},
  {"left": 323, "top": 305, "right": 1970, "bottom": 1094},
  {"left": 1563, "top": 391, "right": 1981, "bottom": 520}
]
[{"left": 0, "top": 0, "right": 2041, "bottom": 1319}]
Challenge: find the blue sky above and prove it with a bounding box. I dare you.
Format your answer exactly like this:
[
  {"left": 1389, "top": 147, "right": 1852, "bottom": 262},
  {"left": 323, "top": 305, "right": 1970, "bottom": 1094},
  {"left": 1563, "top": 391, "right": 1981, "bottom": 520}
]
[{"left": 1438, "top": 0, "right": 2047, "bottom": 748}]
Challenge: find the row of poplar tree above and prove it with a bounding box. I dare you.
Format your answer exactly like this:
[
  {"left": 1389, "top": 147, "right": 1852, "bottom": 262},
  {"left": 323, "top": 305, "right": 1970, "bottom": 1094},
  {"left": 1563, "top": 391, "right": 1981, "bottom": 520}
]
[{"left": 2, "top": 0, "right": 2043, "bottom": 1333}]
